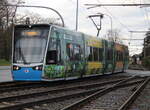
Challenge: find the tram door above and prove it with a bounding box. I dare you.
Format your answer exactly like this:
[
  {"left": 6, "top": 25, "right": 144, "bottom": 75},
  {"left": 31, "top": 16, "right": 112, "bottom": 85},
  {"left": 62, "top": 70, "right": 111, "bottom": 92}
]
[
  {"left": 104, "top": 41, "right": 115, "bottom": 74},
  {"left": 44, "top": 28, "right": 65, "bottom": 79},
  {"left": 65, "top": 33, "right": 84, "bottom": 79}
]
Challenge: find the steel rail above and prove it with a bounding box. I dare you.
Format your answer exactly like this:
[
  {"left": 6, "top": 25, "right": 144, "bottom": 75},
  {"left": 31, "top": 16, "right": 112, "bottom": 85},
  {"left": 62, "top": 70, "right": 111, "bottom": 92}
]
[
  {"left": 0, "top": 77, "right": 143, "bottom": 110},
  {"left": 0, "top": 88, "right": 101, "bottom": 110},
  {"left": 0, "top": 73, "right": 127, "bottom": 93},
  {"left": 118, "top": 77, "right": 150, "bottom": 110},
  {"left": 0, "top": 82, "right": 52, "bottom": 93},
  {"left": 0, "top": 79, "right": 125, "bottom": 102},
  {"left": 61, "top": 76, "right": 142, "bottom": 110},
  {"left": 0, "top": 82, "right": 53, "bottom": 94},
  {"left": 0, "top": 82, "right": 42, "bottom": 88}
]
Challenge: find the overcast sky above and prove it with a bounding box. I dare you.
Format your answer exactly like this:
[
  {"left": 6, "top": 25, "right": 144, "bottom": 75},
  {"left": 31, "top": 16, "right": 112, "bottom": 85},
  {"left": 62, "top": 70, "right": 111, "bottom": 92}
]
[{"left": 9, "top": 0, "right": 150, "bottom": 55}]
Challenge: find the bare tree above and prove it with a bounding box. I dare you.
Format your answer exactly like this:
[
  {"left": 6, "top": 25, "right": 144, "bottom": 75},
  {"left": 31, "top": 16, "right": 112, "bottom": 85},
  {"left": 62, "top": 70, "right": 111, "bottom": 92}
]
[
  {"left": 105, "top": 29, "right": 123, "bottom": 44},
  {"left": 0, "top": 0, "right": 64, "bottom": 60},
  {"left": 0, "top": 0, "right": 25, "bottom": 60},
  {"left": 0, "top": 0, "right": 8, "bottom": 29},
  {"left": 0, "top": 0, "right": 24, "bottom": 29},
  {"left": 15, "top": 11, "right": 63, "bottom": 26}
]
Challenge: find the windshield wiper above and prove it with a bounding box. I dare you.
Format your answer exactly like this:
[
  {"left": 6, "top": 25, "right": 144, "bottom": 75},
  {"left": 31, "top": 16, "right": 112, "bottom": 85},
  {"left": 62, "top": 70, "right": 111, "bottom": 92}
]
[{"left": 18, "top": 47, "right": 30, "bottom": 65}]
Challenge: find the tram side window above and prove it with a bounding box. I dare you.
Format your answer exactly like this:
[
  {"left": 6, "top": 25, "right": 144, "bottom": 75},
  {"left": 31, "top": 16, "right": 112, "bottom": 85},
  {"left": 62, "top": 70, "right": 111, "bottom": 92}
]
[
  {"left": 66, "top": 43, "right": 73, "bottom": 60},
  {"left": 125, "top": 52, "right": 129, "bottom": 60},
  {"left": 93, "top": 47, "right": 99, "bottom": 61},
  {"left": 120, "top": 52, "right": 123, "bottom": 61},
  {"left": 107, "top": 49, "right": 113, "bottom": 60},
  {"left": 116, "top": 51, "right": 118, "bottom": 61},
  {"left": 66, "top": 43, "right": 81, "bottom": 61},
  {"left": 88, "top": 47, "right": 103, "bottom": 62},
  {"left": 117, "top": 51, "right": 120, "bottom": 61},
  {"left": 46, "top": 36, "right": 61, "bottom": 64},
  {"left": 117, "top": 51, "right": 123, "bottom": 61},
  {"left": 74, "top": 44, "right": 81, "bottom": 60},
  {"left": 99, "top": 48, "right": 103, "bottom": 61},
  {"left": 88, "top": 47, "right": 93, "bottom": 61}
]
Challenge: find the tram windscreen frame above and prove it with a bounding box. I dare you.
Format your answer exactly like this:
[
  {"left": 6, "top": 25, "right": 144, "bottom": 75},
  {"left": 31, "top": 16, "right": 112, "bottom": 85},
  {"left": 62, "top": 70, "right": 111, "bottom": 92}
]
[{"left": 13, "top": 25, "right": 50, "bottom": 64}]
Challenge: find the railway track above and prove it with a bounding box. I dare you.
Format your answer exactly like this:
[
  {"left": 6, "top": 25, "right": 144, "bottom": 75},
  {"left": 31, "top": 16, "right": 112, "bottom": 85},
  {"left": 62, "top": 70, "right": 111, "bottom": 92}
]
[
  {"left": 61, "top": 76, "right": 150, "bottom": 110},
  {"left": 128, "top": 77, "right": 150, "bottom": 110},
  {"left": 0, "top": 75, "right": 145, "bottom": 110},
  {"left": 0, "top": 73, "right": 128, "bottom": 93}
]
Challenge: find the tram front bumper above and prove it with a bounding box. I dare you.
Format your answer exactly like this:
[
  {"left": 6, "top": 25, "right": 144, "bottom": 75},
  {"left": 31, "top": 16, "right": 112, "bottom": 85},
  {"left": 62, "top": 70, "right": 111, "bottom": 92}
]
[{"left": 12, "top": 67, "right": 42, "bottom": 81}]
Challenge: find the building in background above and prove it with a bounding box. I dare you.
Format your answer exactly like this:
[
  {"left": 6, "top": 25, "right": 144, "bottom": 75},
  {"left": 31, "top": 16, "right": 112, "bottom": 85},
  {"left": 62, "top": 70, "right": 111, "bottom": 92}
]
[
  {"left": 143, "top": 31, "right": 150, "bottom": 58},
  {"left": 131, "top": 54, "right": 142, "bottom": 65}
]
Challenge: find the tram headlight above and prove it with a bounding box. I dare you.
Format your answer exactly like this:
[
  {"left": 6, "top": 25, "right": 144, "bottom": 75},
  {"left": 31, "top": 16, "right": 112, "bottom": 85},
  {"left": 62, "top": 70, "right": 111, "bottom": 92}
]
[
  {"left": 13, "top": 65, "right": 21, "bottom": 71},
  {"left": 32, "top": 65, "right": 43, "bottom": 71}
]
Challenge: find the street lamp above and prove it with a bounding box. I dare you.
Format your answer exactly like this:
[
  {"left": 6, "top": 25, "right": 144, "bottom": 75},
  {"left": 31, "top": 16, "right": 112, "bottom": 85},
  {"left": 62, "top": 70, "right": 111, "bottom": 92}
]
[
  {"left": 76, "top": 0, "right": 79, "bottom": 31},
  {"left": 97, "top": 13, "right": 113, "bottom": 38}
]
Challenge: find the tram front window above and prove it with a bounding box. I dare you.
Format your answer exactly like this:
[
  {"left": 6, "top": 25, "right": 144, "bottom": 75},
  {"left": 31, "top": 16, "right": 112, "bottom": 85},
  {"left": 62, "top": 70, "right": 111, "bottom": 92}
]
[{"left": 13, "top": 26, "right": 49, "bottom": 64}]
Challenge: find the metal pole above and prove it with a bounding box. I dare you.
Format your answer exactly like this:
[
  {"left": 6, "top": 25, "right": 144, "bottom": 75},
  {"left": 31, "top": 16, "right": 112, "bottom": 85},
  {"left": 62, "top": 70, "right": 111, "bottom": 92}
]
[{"left": 76, "top": 0, "right": 79, "bottom": 31}]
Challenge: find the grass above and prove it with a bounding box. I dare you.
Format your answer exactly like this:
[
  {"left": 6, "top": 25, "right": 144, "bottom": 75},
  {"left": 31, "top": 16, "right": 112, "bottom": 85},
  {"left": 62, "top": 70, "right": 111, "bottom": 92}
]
[{"left": 0, "top": 59, "right": 11, "bottom": 66}]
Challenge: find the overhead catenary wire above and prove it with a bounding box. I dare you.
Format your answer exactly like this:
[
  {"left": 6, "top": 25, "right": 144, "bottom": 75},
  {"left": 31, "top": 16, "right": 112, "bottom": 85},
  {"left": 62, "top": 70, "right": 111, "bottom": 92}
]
[
  {"left": 86, "top": 0, "right": 150, "bottom": 33},
  {"left": 95, "top": 0, "right": 134, "bottom": 46},
  {"left": 92, "top": 0, "right": 145, "bottom": 54},
  {"left": 96, "top": 1, "right": 147, "bottom": 38},
  {"left": 86, "top": 0, "right": 150, "bottom": 32},
  {"left": 85, "top": 3, "right": 150, "bottom": 9},
  {"left": 95, "top": 0, "right": 132, "bottom": 32},
  {"left": 86, "top": 0, "right": 148, "bottom": 55}
]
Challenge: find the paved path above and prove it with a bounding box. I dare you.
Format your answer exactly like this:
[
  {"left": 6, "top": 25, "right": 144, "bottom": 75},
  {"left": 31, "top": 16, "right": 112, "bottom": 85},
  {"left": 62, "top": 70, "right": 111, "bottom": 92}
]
[
  {"left": 126, "top": 70, "right": 150, "bottom": 77},
  {"left": 0, "top": 66, "right": 12, "bottom": 82},
  {"left": 0, "top": 66, "right": 11, "bottom": 70}
]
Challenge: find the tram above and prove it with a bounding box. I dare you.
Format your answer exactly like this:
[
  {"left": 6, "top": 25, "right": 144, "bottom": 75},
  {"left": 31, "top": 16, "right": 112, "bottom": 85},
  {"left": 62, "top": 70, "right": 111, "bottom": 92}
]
[{"left": 12, "top": 24, "right": 129, "bottom": 81}]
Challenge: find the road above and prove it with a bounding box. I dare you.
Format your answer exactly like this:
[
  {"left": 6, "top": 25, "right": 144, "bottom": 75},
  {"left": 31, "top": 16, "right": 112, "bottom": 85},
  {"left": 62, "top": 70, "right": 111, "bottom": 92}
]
[{"left": 0, "top": 66, "right": 13, "bottom": 82}]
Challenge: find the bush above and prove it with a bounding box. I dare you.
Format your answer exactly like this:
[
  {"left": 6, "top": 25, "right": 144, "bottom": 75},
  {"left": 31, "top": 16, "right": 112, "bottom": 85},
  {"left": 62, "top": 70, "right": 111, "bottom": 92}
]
[
  {"left": 0, "top": 59, "right": 11, "bottom": 66},
  {"left": 142, "top": 56, "right": 150, "bottom": 70}
]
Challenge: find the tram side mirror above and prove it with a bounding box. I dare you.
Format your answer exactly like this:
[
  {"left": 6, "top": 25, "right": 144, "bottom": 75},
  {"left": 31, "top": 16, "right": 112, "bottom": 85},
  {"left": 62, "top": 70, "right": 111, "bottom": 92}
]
[{"left": 46, "top": 50, "right": 57, "bottom": 65}]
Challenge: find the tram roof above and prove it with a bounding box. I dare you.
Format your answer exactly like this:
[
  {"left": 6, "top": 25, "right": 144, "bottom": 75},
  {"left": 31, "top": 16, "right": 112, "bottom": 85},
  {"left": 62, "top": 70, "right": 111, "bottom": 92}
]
[
  {"left": 14, "top": 24, "right": 51, "bottom": 28},
  {"left": 14, "top": 24, "right": 128, "bottom": 47}
]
